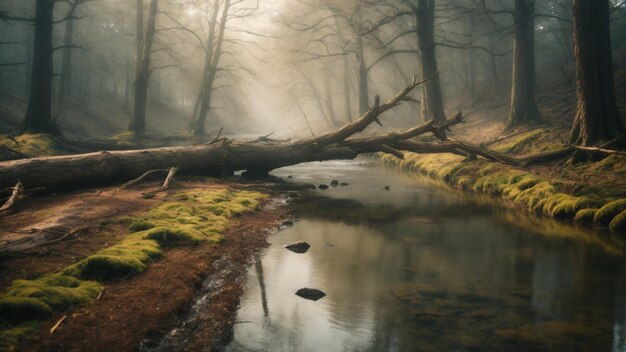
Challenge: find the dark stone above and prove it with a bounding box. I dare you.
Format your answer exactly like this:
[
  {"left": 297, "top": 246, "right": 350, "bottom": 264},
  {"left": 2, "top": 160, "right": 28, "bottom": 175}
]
[
  {"left": 304, "top": 184, "right": 316, "bottom": 190},
  {"left": 318, "top": 184, "right": 329, "bottom": 190},
  {"left": 295, "top": 288, "right": 326, "bottom": 301},
  {"left": 330, "top": 180, "right": 339, "bottom": 187},
  {"left": 384, "top": 186, "right": 391, "bottom": 191},
  {"left": 284, "top": 241, "right": 310, "bottom": 253},
  {"left": 287, "top": 175, "right": 293, "bottom": 179},
  {"left": 339, "top": 182, "right": 350, "bottom": 187},
  {"left": 282, "top": 220, "right": 294, "bottom": 227}
]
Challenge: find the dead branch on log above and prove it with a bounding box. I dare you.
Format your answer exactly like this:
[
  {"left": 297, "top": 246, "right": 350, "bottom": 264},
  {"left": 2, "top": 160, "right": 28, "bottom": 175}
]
[
  {"left": 120, "top": 169, "right": 170, "bottom": 189},
  {"left": 160, "top": 167, "right": 178, "bottom": 190},
  {"left": 209, "top": 127, "right": 224, "bottom": 144},
  {"left": 0, "top": 182, "right": 23, "bottom": 215}
]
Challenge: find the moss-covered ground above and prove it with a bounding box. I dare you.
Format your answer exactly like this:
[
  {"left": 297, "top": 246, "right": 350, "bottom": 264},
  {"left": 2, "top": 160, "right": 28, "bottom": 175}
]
[
  {"left": 0, "top": 188, "right": 268, "bottom": 349},
  {"left": 380, "top": 146, "right": 626, "bottom": 232},
  {"left": 0, "top": 133, "right": 62, "bottom": 158}
]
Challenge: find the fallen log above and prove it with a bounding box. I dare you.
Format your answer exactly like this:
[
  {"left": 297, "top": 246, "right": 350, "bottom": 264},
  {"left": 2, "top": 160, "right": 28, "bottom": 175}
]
[{"left": 0, "top": 78, "right": 580, "bottom": 192}]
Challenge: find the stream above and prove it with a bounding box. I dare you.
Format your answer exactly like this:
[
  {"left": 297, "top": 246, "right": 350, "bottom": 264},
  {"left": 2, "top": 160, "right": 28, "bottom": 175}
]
[{"left": 157, "top": 159, "right": 626, "bottom": 351}]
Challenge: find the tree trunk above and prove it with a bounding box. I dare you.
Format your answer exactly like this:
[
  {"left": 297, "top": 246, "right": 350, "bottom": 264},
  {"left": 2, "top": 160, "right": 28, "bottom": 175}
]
[
  {"left": 414, "top": 0, "right": 446, "bottom": 123},
  {"left": 54, "top": 1, "right": 80, "bottom": 121},
  {"left": 19, "top": 0, "right": 56, "bottom": 134},
  {"left": 191, "top": 0, "right": 229, "bottom": 136},
  {"left": 506, "top": 0, "right": 540, "bottom": 130},
  {"left": 355, "top": 35, "right": 370, "bottom": 115},
  {"left": 128, "top": 0, "right": 158, "bottom": 135},
  {"left": 569, "top": 0, "right": 624, "bottom": 145},
  {"left": 342, "top": 54, "right": 353, "bottom": 123}
]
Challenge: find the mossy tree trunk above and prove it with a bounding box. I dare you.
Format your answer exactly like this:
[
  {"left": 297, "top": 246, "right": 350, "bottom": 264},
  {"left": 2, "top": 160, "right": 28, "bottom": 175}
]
[
  {"left": 506, "top": 0, "right": 540, "bottom": 130},
  {"left": 19, "top": 0, "right": 56, "bottom": 134},
  {"left": 569, "top": 0, "right": 624, "bottom": 146},
  {"left": 128, "top": 0, "right": 158, "bottom": 135}
]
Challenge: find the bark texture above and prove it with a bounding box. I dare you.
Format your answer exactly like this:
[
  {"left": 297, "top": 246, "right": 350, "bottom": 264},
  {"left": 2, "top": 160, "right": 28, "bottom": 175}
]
[
  {"left": 569, "top": 0, "right": 624, "bottom": 145},
  {"left": 19, "top": 0, "right": 56, "bottom": 134},
  {"left": 128, "top": 0, "right": 159, "bottom": 134},
  {"left": 506, "top": 0, "right": 540, "bottom": 130},
  {"left": 414, "top": 0, "right": 446, "bottom": 124}
]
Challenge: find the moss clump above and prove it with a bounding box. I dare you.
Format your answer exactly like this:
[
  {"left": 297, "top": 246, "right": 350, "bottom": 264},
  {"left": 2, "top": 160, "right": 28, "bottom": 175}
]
[
  {"left": 574, "top": 209, "right": 598, "bottom": 224},
  {"left": 110, "top": 131, "right": 141, "bottom": 146},
  {"left": 0, "top": 133, "right": 60, "bottom": 158},
  {"left": 594, "top": 199, "right": 626, "bottom": 227},
  {"left": 609, "top": 210, "right": 626, "bottom": 232},
  {"left": 0, "top": 274, "right": 101, "bottom": 327},
  {"left": 493, "top": 129, "right": 545, "bottom": 153},
  {"left": 0, "top": 322, "right": 38, "bottom": 350},
  {"left": 0, "top": 188, "right": 268, "bottom": 347}
]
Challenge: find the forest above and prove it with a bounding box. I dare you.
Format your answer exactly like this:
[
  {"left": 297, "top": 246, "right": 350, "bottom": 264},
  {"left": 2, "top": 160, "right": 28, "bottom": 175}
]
[{"left": 0, "top": 0, "right": 626, "bottom": 351}]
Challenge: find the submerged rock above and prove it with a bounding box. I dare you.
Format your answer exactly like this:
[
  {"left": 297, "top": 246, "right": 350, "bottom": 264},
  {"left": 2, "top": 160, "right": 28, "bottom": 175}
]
[
  {"left": 284, "top": 241, "right": 310, "bottom": 253},
  {"left": 318, "top": 184, "right": 329, "bottom": 190},
  {"left": 384, "top": 186, "right": 391, "bottom": 191},
  {"left": 295, "top": 288, "right": 326, "bottom": 301},
  {"left": 282, "top": 219, "right": 294, "bottom": 227},
  {"left": 330, "top": 180, "right": 339, "bottom": 187},
  {"left": 339, "top": 182, "right": 350, "bottom": 187}
]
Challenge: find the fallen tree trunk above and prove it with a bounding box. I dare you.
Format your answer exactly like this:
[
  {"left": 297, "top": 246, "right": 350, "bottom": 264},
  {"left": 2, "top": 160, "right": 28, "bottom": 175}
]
[{"left": 0, "top": 77, "right": 585, "bottom": 192}]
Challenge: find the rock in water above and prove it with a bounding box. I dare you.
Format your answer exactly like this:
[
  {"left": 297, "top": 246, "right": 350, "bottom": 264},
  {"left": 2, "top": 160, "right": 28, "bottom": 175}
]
[
  {"left": 318, "top": 184, "right": 329, "bottom": 190},
  {"left": 284, "top": 241, "right": 310, "bottom": 253},
  {"left": 384, "top": 186, "right": 391, "bottom": 191},
  {"left": 330, "top": 180, "right": 339, "bottom": 187},
  {"left": 339, "top": 182, "right": 350, "bottom": 187},
  {"left": 282, "top": 219, "right": 294, "bottom": 227},
  {"left": 295, "top": 288, "right": 326, "bottom": 301}
]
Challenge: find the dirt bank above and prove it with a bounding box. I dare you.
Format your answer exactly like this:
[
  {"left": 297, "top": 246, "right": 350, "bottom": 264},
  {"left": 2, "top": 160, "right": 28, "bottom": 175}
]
[{"left": 0, "top": 179, "right": 286, "bottom": 351}]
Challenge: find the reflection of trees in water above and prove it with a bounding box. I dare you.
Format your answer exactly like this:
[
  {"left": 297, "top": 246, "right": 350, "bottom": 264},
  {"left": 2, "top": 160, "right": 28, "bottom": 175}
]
[{"left": 254, "top": 257, "right": 269, "bottom": 318}]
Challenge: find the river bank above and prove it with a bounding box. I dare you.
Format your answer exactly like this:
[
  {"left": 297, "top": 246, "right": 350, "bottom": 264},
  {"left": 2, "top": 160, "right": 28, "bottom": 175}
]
[
  {"left": 379, "top": 128, "right": 626, "bottom": 233},
  {"left": 0, "top": 179, "right": 286, "bottom": 351}
]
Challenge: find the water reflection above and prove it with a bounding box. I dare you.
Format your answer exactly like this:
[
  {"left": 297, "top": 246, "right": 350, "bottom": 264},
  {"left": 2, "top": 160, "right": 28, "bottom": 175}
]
[{"left": 226, "top": 160, "right": 626, "bottom": 352}]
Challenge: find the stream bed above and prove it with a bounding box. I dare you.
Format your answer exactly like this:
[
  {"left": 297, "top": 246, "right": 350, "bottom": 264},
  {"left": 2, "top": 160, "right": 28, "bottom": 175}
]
[{"left": 223, "top": 160, "right": 626, "bottom": 352}]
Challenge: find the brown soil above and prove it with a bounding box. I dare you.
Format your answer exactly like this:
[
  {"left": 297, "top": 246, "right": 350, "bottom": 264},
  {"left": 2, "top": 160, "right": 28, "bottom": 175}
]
[{"left": 0, "top": 180, "right": 286, "bottom": 352}]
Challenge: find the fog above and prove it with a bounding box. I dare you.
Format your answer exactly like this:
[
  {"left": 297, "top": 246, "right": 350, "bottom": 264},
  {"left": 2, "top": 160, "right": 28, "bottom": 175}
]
[{"left": 1, "top": 0, "right": 625, "bottom": 139}]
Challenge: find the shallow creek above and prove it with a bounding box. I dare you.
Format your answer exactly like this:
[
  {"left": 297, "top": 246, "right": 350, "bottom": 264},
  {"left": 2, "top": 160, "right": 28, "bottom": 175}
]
[{"left": 172, "top": 160, "right": 626, "bottom": 351}]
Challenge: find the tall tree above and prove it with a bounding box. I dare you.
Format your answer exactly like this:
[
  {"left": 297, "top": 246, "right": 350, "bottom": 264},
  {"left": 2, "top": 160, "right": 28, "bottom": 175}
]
[
  {"left": 414, "top": 0, "right": 446, "bottom": 123},
  {"left": 569, "top": 0, "right": 624, "bottom": 145},
  {"left": 18, "top": 0, "right": 56, "bottom": 134},
  {"left": 190, "top": 0, "right": 230, "bottom": 136},
  {"left": 54, "top": 0, "right": 84, "bottom": 121},
  {"left": 128, "top": 0, "right": 159, "bottom": 135},
  {"left": 506, "top": 0, "right": 540, "bottom": 130}
]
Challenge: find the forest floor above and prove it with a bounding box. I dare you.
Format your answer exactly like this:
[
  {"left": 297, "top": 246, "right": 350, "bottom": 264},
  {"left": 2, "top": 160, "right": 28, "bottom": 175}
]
[{"left": 0, "top": 178, "right": 289, "bottom": 351}]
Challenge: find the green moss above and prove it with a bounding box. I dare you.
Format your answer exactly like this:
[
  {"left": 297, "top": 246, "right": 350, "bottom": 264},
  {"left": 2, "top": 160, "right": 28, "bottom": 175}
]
[
  {"left": 574, "top": 209, "right": 598, "bottom": 224},
  {"left": 0, "top": 298, "right": 52, "bottom": 324},
  {"left": 0, "top": 322, "right": 38, "bottom": 350},
  {"left": 0, "top": 188, "right": 268, "bottom": 346},
  {"left": 609, "top": 210, "right": 626, "bottom": 232},
  {"left": 493, "top": 129, "right": 545, "bottom": 153},
  {"left": 0, "top": 274, "right": 101, "bottom": 326},
  {"left": 0, "top": 133, "right": 61, "bottom": 157},
  {"left": 588, "top": 155, "right": 626, "bottom": 174},
  {"left": 594, "top": 199, "right": 626, "bottom": 227},
  {"left": 110, "top": 131, "right": 140, "bottom": 145}
]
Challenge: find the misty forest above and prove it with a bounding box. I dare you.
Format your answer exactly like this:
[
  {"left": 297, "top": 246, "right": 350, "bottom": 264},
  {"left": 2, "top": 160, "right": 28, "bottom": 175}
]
[{"left": 1, "top": 0, "right": 626, "bottom": 351}]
